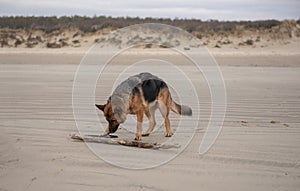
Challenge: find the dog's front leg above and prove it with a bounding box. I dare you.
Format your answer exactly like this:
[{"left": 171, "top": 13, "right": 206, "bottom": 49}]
[
  {"left": 135, "top": 110, "right": 144, "bottom": 141},
  {"left": 101, "top": 126, "right": 110, "bottom": 136}
]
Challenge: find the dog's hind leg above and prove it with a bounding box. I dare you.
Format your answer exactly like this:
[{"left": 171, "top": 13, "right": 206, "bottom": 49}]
[
  {"left": 158, "top": 101, "right": 173, "bottom": 137},
  {"left": 143, "top": 106, "right": 157, "bottom": 136}
]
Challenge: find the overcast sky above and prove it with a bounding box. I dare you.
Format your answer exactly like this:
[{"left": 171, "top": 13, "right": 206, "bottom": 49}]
[{"left": 0, "top": 0, "right": 299, "bottom": 21}]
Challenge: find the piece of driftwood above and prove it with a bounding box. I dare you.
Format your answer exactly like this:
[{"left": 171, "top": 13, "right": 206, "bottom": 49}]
[{"left": 70, "top": 133, "right": 180, "bottom": 149}]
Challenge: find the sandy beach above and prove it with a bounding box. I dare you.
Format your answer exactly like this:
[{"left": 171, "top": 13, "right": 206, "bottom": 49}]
[{"left": 0, "top": 48, "right": 300, "bottom": 191}]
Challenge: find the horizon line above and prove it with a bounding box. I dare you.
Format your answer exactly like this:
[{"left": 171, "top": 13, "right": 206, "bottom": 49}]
[{"left": 0, "top": 14, "right": 299, "bottom": 22}]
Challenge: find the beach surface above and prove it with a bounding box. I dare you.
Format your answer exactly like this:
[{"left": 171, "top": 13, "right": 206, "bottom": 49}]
[{"left": 0, "top": 49, "right": 299, "bottom": 191}]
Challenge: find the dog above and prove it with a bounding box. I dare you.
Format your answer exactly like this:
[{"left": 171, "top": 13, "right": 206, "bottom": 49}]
[{"left": 95, "top": 72, "right": 192, "bottom": 140}]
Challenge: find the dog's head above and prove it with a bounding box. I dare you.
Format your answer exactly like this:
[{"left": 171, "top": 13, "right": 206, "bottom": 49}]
[{"left": 95, "top": 99, "right": 126, "bottom": 134}]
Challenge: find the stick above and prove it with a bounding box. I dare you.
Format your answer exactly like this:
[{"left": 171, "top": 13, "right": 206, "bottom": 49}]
[{"left": 70, "top": 133, "right": 180, "bottom": 149}]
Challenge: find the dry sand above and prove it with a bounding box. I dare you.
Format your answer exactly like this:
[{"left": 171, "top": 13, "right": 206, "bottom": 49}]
[{"left": 0, "top": 48, "right": 300, "bottom": 191}]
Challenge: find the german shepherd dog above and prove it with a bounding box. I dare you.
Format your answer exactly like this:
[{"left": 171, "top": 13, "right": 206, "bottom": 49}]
[{"left": 95, "top": 73, "right": 192, "bottom": 140}]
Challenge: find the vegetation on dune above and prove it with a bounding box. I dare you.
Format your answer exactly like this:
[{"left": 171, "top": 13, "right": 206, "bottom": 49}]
[{"left": 0, "top": 16, "right": 282, "bottom": 33}]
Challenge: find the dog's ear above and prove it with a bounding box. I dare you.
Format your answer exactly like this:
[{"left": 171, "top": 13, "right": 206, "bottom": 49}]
[{"left": 95, "top": 104, "right": 105, "bottom": 112}]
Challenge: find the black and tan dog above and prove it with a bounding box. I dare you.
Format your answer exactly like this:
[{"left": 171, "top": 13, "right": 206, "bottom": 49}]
[{"left": 95, "top": 72, "right": 192, "bottom": 140}]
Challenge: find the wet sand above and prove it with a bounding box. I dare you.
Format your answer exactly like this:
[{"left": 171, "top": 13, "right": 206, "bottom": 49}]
[{"left": 0, "top": 52, "right": 300, "bottom": 190}]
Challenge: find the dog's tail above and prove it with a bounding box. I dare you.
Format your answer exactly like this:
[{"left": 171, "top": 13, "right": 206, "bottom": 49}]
[{"left": 170, "top": 100, "right": 192, "bottom": 116}]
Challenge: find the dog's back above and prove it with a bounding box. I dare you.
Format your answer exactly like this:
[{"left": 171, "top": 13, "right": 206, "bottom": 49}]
[{"left": 111, "top": 72, "right": 164, "bottom": 108}]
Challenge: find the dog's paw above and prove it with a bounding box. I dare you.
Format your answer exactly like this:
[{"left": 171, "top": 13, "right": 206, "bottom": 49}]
[
  {"left": 142, "top": 133, "right": 150, "bottom": 137},
  {"left": 165, "top": 132, "right": 173, "bottom": 137},
  {"left": 135, "top": 133, "right": 142, "bottom": 141}
]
